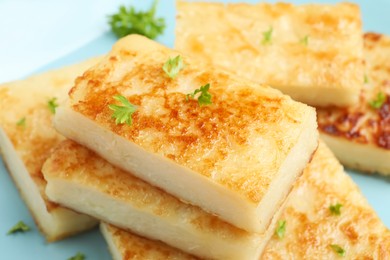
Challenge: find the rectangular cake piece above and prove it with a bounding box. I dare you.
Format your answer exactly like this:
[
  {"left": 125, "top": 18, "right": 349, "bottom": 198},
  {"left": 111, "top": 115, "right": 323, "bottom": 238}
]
[
  {"left": 100, "top": 223, "right": 197, "bottom": 260},
  {"left": 100, "top": 142, "right": 390, "bottom": 259},
  {"left": 53, "top": 34, "right": 318, "bottom": 232},
  {"left": 175, "top": 1, "right": 364, "bottom": 107},
  {"left": 42, "top": 139, "right": 284, "bottom": 260},
  {"left": 318, "top": 33, "right": 390, "bottom": 175},
  {"left": 262, "top": 142, "right": 390, "bottom": 258},
  {"left": 0, "top": 58, "right": 99, "bottom": 241}
]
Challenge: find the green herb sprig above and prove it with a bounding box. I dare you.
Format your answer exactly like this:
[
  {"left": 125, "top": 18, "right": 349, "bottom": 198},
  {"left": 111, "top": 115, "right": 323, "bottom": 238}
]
[
  {"left": 109, "top": 95, "right": 137, "bottom": 125},
  {"left": 262, "top": 26, "right": 273, "bottom": 45},
  {"left": 48, "top": 97, "right": 58, "bottom": 114},
  {"left": 364, "top": 74, "right": 369, "bottom": 84},
  {"left": 16, "top": 117, "right": 26, "bottom": 128},
  {"left": 369, "top": 92, "right": 386, "bottom": 109},
  {"left": 329, "top": 203, "right": 343, "bottom": 216},
  {"left": 330, "top": 244, "right": 346, "bottom": 257},
  {"left": 67, "top": 252, "right": 85, "bottom": 260},
  {"left": 300, "top": 35, "right": 309, "bottom": 46},
  {"left": 163, "top": 55, "right": 185, "bottom": 79},
  {"left": 108, "top": 0, "right": 165, "bottom": 39},
  {"left": 7, "top": 221, "right": 30, "bottom": 234},
  {"left": 186, "top": 84, "right": 212, "bottom": 106},
  {"left": 275, "top": 220, "right": 286, "bottom": 239}
]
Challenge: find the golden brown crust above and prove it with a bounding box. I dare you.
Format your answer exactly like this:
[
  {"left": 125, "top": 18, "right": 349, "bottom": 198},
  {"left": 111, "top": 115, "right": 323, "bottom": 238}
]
[
  {"left": 1, "top": 84, "right": 66, "bottom": 212},
  {"left": 44, "top": 139, "right": 250, "bottom": 239},
  {"left": 318, "top": 33, "right": 390, "bottom": 150},
  {"left": 103, "top": 224, "right": 198, "bottom": 260},
  {"left": 0, "top": 57, "right": 100, "bottom": 239},
  {"left": 262, "top": 142, "right": 390, "bottom": 258},
  {"left": 67, "top": 35, "right": 315, "bottom": 204},
  {"left": 99, "top": 142, "right": 390, "bottom": 258},
  {"left": 1, "top": 148, "right": 96, "bottom": 243},
  {"left": 175, "top": 1, "right": 364, "bottom": 107}
]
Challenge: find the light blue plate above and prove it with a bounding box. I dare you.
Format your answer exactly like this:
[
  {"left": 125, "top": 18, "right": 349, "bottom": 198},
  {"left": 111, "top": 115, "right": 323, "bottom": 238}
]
[{"left": 1, "top": 1, "right": 389, "bottom": 259}]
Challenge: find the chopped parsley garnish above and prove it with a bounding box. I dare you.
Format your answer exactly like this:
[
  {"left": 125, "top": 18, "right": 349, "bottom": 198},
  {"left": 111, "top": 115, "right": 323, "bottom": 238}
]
[
  {"left": 16, "top": 117, "right": 26, "bottom": 128},
  {"left": 186, "top": 83, "right": 212, "bottom": 106},
  {"left": 329, "top": 203, "right": 343, "bottom": 216},
  {"left": 330, "top": 244, "right": 346, "bottom": 257},
  {"left": 364, "top": 74, "right": 369, "bottom": 84},
  {"left": 47, "top": 97, "right": 58, "bottom": 114},
  {"left": 300, "top": 35, "right": 309, "bottom": 46},
  {"left": 262, "top": 26, "right": 273, "bottom": 45},
  {"left": 109, "top": 95, "right": 137, "bottom": 126},
  {"left": 7, "top": 221, "right": 30, "bottom": 234},
  {"left": 67, "top": 252, "right": 85, "bottom": 260},
  {"left": 162, "top": 55, "right": 185, "bottom": 79},
  {"left": 275, "top": 220, "right": 286, "bottom": 239},
  {"left": 369, "top": 92, "right": 386, "bottom": 109},
  {"left": 108, "top": 0, "right": 165, "bottom": 39}
]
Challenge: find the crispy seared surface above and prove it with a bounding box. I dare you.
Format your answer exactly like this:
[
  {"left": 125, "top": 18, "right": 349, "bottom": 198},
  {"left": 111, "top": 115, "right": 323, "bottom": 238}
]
[
  {"left": 67, "top": 35, "right": 315, "bottom": 204},
  {"left": 318, "top": 33, "right": 390, "bottom": 150},
  {"left": 44, "top": 139, "right": 252, "bottom": 240},
  {"left": 102, "top": 224, "right": 198, "bottom": 260},
  {"left": 176, "top": 1, "right": 363, "bottom": 106},
  {"left": 0, "top": 58, "right": 99, "bottom": 211},
  {"left": 263, "top": 142, "right": 390, "bottom": 259},
  {"left": 99, "top": 142, "right": 390, "bottom": 259}
]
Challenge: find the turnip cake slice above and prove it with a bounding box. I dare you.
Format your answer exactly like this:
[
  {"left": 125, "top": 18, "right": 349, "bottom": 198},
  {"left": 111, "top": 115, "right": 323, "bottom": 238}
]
[
  {"left": 318, "top": 33, "right": 390, "bottom": 175},
  {"left": 263, "top": 142, "right": 390, "bottom": 258},
  {"left": 53, "top": 34, "right": 318, "bottom": 232},
  {"left": 0, "top": 58, "right": 99, "bottom": 241},
  {"left": 97, "top": 143, "right": 390, "bottom": 259},
  {"left": 43, "top": 140, "right": 285, "bottom": 260},
  {"left": 100, "top": 223, "right": 197, "bottom": 260},
  {"left": 176, "top": 1, "right": 364, "bottom": 107}
]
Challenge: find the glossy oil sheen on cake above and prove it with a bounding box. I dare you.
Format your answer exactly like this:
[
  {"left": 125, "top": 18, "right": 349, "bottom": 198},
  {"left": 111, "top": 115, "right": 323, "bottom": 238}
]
[{"left": 53, "top": 34, "right": 318, "bottom": 232}]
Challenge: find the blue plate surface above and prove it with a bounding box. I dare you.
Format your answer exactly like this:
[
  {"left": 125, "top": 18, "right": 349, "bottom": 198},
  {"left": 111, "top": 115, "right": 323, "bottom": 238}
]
[{"left": 1, "top": 1, "right": 389, "bottom": 259}]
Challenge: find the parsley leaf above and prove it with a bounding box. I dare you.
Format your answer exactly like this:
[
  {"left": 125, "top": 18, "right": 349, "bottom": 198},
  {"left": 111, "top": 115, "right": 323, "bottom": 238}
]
[
  {"left": 67, "top": 252, "right": 85, "bottom": 260},
  {"left": 16, "top": 117, "right": 26, "bottom": 128},
  {"left": 329, "top": 203, "right": 343, "bottom": 216},
  {"left": 163, "top": 55, "right": 185, "bottom": 79},
  {"left": 369, "top": 92, "right": 386, "bottom": 109},
  {"left": 300, "top": 35, "right": 309, "bottom": 46},
  {"left": 275, "top": 220, "right": 286, "bottom": 239},
  {"left": 262, "top": 26, "right": 273, "bottom": 45},
  {"left": 109, "top": 95, "right": 137, "bottom": 125},
  {"left": 47, "top": 97, "right": 58, "bottom": 114},
  {"left": 186, "top": 83, "right": 212, "bottom": 106},
  {"left": 7, "top": 221, "right": 30, "bottom": 234},
  {"left": 364, "top": 74, "right": 369, "bottom": 84},
  {"left": 330, "top": 244, "right": 346, "bottom": 257},
  {"left": 108, "top": 0, "right": 165, "bottom": 39}
]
